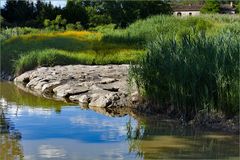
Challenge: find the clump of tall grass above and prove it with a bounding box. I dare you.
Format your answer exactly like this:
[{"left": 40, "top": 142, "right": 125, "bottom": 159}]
[
  {"left": 0, "top": 27, "right": 42, "bottom": 41},
  {"left": 1, "top": 31, "right": 143, "bottom": 75},
  {"left": 13, "top": 48, "right": 143, "bottom": 75},
  {"left": 130, "top": 31, "right": 239, "bottom": 120},
  {"left": 102, "top": 14, "right": 240, "bottom": 48}
]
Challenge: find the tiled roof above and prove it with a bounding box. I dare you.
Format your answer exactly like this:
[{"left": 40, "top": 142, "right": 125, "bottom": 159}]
[
  {"left": 172, "top": 3, "right": 236, "bottom": 12},
  {"left": 172, "top": 4, "right": 203, "bottom": 11}
]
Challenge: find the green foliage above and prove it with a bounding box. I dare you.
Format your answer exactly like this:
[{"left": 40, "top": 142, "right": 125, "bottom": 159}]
[
  {"left": 1, "top": 0, "right": 172, "bottom": 29},
  {"left": 43, "top": 15, "right": 67, "bottom": 31},
  {"left": 63, "top": 0, "right": 88, "bottom": 28},
  {"left": 236, "top": 2, "right": 240, "bottom": 13},
  {"left": 130, "top": 30, "right": 239, "bottom": 119},
  {"left": 43, "top": 19, "right": 51, "bottom": 27},
  {"left": 0, "top": 27, "right": 41, "bottom": 41},
  {"left": 102, "top": 1, "right": 172, "bottom": 28},
  {"left": 102, "top": 15, "right": 227, "bottom": 47},
  {"left": 1, "top": 15, "right": 239, "bottom": 119},
  {"left": 86, "top": 6, "right": 112, "bottom": 28},
  {"left": 75, "top": 22, "right": 83, "bottom": 30},
  {"left": 66, "top": 22, "right": 83, "bottom": 31},
  {"left": 66, "top": 23, "right": 75, "bottom": 30},
  {"left": 1, "top": 0, "right": 35, "bottom": 26},
  {"left": 0, "top": 15, "right": 4, "bottom": 26},
  {"left": 89, "top": 24, "right": 116, "bottom": 33},
  {"left": 200, "top": 0, "right": 221, "bottom": 13},
  {"left": 1, "top": 31, "right": 143, "bottom": 75}
]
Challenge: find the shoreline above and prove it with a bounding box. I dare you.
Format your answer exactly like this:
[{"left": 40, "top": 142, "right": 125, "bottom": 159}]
[
  {"left": 9, "top": 64, "right": 240, "bottom": 134},
  {"left": 13, "top": 64, "right": 140, "bottom": 109}
]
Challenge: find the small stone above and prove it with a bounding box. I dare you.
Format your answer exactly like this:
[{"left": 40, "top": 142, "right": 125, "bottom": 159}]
[
  {"left": 79, "top": 95, "right": 90, "bottom": 103},
  {"left": 53, "top": 84, "right": 89, "bottom": 97},
  {"left": 99, "top": 78, "right": 117, "bottom": 84},
  {"left": 42, "top": 81, "right": 62, "bottom": 94},
  {"left": 89, "top": 95, "right": 111, "bottom": 108}
]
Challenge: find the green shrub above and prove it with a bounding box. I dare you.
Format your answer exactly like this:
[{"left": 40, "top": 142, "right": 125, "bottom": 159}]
[
  {"left": 0, "top": 27, "right": 41, "bottom": 41},
  {"left": 43, "top": 15, "right": 67, "bottom": 31},
  {"left": 66, "top": 23, "right": 75, "bottom": 30},
  {"left": 75, "top": 22, "right": 83, "bottom": 30}
]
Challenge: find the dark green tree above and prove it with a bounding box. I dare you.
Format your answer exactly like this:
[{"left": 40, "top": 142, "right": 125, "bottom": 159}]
[
  {"left": 63, "top": 0, "right": 88, "bottom": 28},
  {"left": 1, "top": 0, "right": 35, "bottom": 26},
  {"left": 236, "top": 2, "right": 240, "bottom": 13},
  {"left": 102, "top": 0, "right": 172, "bottom": 28},
  {"left": 37, "top": 2, "right": 62, "bottom": 25},
  {"left": 200, "top": 0, "right": 221, "bottom": 13}
]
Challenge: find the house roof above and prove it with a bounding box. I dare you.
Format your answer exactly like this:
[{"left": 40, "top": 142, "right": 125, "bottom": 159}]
[
  {"left": 172, "top": 4, "right": 203, "bottom": 12},
  {"left": 172, "top": 3, "right": 236, "bottom": 12},
  {"left": 220, "top": 4, "right": 236, "bottom": 12}
]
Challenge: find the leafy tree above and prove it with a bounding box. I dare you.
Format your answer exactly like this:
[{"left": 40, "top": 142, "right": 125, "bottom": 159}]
[
  {"left": 102, "top": 1, "right": 172, "bottom": 28},
  {"left": 44, "top": 15, "right": 67, "bottom": 31},
  {"left": 86, "top": 6, "right": 111, "bottom": 28},
  {"left": 0, "top": 0, "right": 172, "bottom": 29},
  {"left": 138, "top": 1, "right": 173, "bottom": 19},
  {"left": 200, "top": 0, "right": 220, "bottom": 13},
  {"left": 63, "top": 0, "right": 88, "bottom": 28},
  {"left": 1, "top": 0, "right": 35, "bottom": 26}
]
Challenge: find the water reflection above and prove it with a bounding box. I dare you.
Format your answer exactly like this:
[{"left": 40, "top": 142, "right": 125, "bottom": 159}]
[
  {"left": 0, "top": 82, "right": 239, "bottom": 160},
  {"left": 0, "top": 107, "right": 23, "bottom": 160},
  {"left": 0, "top": 82, "right": 68, "bottom": 112},
  {"left": 126, "top": 116, "right": 239, "bottom": 159}
]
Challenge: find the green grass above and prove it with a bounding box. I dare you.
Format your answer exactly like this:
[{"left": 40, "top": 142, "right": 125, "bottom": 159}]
[
  {"left": 130, "top": 30, "right": 239, "bottom": 120},
  {"left": 96, "top": 14, "right": 240, "bottom": 119},
  {"left": 102, "top": 14, "right": 240, "bottom": 46},
  {"left": 1, "top": 31, "right": 144, "bottom": 75}
]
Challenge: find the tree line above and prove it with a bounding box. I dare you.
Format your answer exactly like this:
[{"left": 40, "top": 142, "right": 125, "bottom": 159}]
[
  {"left": 0, "top": 0, "right": 173, "bottom": 29},
  {"left": 1, "top": 0, "right": 239, "bottom": 30}
]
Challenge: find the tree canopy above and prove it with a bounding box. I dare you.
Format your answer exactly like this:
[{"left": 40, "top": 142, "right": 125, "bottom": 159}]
[
  {"left": 1, "top": 0, "right": 172, "bottom": 29},
  {"left": 200, "top": 0, "right": 221, "bottom": 13}
]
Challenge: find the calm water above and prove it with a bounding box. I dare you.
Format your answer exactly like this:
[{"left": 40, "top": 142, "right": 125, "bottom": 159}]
[{"left": 0, "top": 82, "right": 239, "bottom": 160}]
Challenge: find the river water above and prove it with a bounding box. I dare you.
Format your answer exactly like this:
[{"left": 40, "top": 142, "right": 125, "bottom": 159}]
[{"left": 0, "top": 82, "right": 239, "bottom": 160}]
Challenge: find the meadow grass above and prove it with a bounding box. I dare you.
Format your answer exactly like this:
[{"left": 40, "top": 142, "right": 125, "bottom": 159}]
[
  {"left": 102, "top": 14, "right": 240, "bottom": 46},
  {"left": 1, "top": 31, "right": 144, "bottom": 75}
]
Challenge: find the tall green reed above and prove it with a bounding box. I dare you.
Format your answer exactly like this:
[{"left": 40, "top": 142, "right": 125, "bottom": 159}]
[{"left": 130, "top": 30, "right": 239, "bottom": 120}]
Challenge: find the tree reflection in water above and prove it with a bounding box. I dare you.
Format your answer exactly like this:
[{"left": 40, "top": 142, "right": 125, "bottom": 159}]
[{"left": 0, "top": 107, "right": 24, "bottom": 160}]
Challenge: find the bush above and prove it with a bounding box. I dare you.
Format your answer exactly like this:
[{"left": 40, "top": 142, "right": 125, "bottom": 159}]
[
  {"left": 43, "top": 15, "right": 67, "bottom": 31},
  {"left": 130, "top": 31, "right": 239, "bottom": 120},
  {"left": 0, "top": 27, "right": 41, "bottom": 41},
  {"left": 66, "top": 23, "right": 75, "bottom": 30},
  {"left": 75, "top": 22, "right": 83, "bottom": 30}
]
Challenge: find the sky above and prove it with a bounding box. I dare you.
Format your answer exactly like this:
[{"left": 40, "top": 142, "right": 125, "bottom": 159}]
[{"left": 0, "top": 0, "right": 67, "bottom": 8}]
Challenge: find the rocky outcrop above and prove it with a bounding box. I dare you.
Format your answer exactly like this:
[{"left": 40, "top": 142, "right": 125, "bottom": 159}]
[{"left": 14, "top": 65, "right": 139, "bottom": 108}]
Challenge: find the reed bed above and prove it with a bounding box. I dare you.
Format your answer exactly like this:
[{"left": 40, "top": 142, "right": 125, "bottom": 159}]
[{"left": 130, "top": 30, "right": 239, "bottom": 119}]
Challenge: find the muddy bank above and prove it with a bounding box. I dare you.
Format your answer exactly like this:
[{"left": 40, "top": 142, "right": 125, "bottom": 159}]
[{"left": 14, "top": 65, "right": 140, "bottom": 108}]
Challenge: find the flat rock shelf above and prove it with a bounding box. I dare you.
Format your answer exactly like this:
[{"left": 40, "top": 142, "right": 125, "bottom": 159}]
[{"left": 14, "top": 65, "right": 139, "bottom": 108}]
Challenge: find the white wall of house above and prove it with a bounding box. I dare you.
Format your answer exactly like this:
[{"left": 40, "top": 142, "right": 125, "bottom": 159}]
[{"left": 173, "top": 11, "right": 200, "bottom": 16}]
